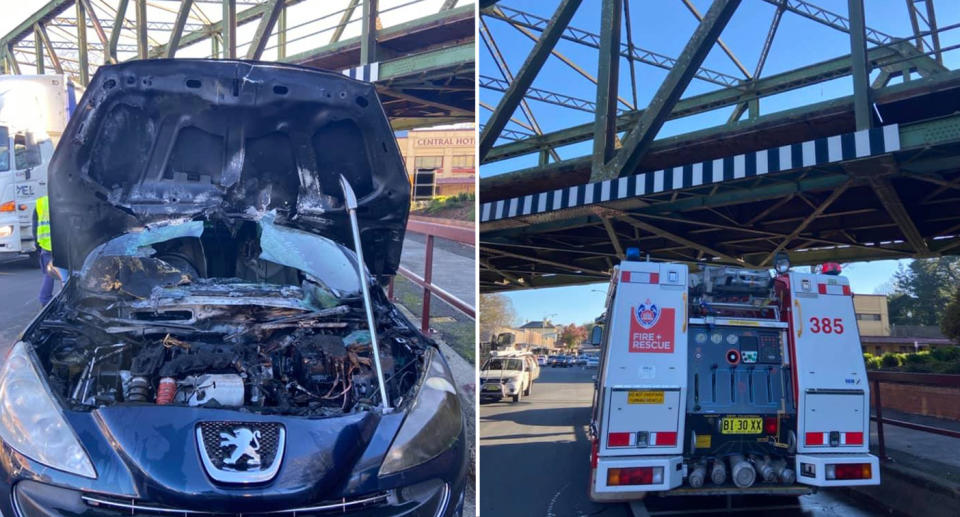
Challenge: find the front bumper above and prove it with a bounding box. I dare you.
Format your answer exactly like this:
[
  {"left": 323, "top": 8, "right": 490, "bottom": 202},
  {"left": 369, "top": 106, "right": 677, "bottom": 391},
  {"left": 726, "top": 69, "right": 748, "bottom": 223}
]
[
  {"left": 479, "top": 382, "right": 519, "bottom": 400},
  {"left": 12, "top": 477, "right": 460, "bottom": 516},
  {"left": 0, "top": 388, "right": 467, "bottom": 517}
]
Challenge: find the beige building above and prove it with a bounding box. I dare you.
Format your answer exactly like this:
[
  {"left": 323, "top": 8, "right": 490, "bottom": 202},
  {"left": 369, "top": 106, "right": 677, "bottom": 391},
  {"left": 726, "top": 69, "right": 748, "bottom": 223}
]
[
  {"left": 514, "top": 321, "right": 559, "bottom": 350},
  {"left": 853, "top": 294, "right": 891, "bottom": 337},
  {"left": 395, "top": 124, "right": 475, "bottom": 199},
  {"left": 851, "top": 294, "right": 954, "bottom": 354}
]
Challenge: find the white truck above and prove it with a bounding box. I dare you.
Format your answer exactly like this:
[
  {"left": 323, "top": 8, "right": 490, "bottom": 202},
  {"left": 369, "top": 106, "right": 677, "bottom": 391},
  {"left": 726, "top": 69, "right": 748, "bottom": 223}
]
[
  {"left": 0, "top": 75, "right": 79, "bottom": 257},
  {"left": 589, "top": 250, "right": 879, "bottom": 502}
]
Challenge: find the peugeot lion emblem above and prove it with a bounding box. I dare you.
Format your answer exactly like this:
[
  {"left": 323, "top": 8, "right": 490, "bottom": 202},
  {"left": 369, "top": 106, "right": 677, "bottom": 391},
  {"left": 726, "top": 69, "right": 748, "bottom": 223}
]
[
  {"left": 197, "top": 422, "right": 285, "bottom": 484},
  {"left": 220, "top": 427, "right": 262, "bottom": 468}
]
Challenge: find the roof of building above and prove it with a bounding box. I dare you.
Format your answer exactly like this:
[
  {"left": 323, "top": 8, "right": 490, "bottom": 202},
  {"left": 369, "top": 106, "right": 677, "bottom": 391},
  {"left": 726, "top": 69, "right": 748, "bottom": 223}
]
[{"left": 519, "top": 320, "right": 555, "bottom": 329}]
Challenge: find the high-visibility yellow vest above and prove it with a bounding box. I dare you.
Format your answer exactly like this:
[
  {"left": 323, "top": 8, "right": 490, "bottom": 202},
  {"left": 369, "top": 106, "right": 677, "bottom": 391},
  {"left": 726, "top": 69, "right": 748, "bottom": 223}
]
[{"left": 36, "top": 195, "right": 51, "bottom": 251}]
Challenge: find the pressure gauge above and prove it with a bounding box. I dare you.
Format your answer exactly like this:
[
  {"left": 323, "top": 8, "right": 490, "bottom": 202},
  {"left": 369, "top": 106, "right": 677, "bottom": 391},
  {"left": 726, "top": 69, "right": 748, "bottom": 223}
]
[
  {"left": 710, "top": 333, "right": 723, "bottom": 344},
  {"left": 726, "top": 334, "right": 739, "bottom": 345}
]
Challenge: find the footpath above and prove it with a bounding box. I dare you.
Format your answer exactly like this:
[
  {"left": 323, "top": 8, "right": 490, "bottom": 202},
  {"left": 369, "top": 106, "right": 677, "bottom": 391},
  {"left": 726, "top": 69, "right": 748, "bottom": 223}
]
[{"left": 848, "top": 408, "right": 960, "bottom": 517}]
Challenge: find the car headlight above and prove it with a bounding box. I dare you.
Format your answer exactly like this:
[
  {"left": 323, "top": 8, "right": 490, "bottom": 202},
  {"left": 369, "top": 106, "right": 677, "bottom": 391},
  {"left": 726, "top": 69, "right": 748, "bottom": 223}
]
[
  {"left": 379, "top": 348, "right": 462, "bottom": 476},
  {"left": 0, "top": 225, "right": 13, "bottom": 238},
  {"left": 0, "top": 342, "right": 96, "bottom": 478}
]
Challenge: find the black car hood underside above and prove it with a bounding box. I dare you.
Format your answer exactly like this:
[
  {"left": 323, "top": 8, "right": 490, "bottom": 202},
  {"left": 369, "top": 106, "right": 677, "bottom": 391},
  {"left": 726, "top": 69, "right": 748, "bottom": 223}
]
[{"left": 48, "top": 60, "right": 409, "bottom": 276}]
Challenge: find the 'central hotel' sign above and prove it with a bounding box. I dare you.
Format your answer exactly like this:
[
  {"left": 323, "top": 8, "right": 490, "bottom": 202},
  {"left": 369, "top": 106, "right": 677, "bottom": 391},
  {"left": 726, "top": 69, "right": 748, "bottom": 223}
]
[{"left": 415, "top": 136, "right": 475, "bottom": 147}]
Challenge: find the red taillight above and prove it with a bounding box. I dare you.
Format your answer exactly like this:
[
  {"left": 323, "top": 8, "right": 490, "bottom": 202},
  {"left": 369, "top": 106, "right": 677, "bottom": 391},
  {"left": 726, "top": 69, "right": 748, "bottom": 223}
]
[
  {"left": 654, "top": 432, "right": 677, "bottom": 446},
  {"left": 607, "top": 466, "right": 663, "bottom": 486},
  {"left": 763, "top": 417, "right": 777, "bottom": 435},
  {"left": 845, "top": 432, "right": 864, "bottom": 445},
  {"left": 817, "top": 283, "right": 828, "bottom": 294},
  {"left": 608, "top": 432, "right": 631, "bottom": 447},
  {"left": 842, "top": 285, "right": 851, "bottom": 296},
  {"left": 827, "top": 463, "right": 872, "bottom": 480},
  {"left": 0, "top": 201, "right": 14, "bottom": 212},
  {"left": 805, "top": 432, "right": 824, "bottom": 446}
]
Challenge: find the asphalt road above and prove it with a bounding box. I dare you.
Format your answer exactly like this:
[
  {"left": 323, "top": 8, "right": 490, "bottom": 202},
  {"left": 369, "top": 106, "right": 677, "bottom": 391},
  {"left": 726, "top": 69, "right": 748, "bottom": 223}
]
[
  {"left": 0, "top": 256, "right": 56, "bottom": 353},
  {"left": 479, "top": 366, "right": 891, "bottom": 517}
]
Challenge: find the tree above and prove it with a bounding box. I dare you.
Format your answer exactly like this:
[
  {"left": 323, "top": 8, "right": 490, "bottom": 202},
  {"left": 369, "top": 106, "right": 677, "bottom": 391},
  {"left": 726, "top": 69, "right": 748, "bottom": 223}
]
[
  {"left": 479, "top": 293, "right": 516, "bottom": 342},
  {"left": 872, "top": 280, "right": 895, "bottom": 295},
  {"left": 943, "top": 288, "right": 960, "bottom": 344},
  {"left": 558, "top": 323, "right": 587, "bottom": 351},
  {"left": 582, "top": 321, "right": 597, "bottom": 342},
  {"left": 886, "top": 258, "right": 960, "bottom": 326}
]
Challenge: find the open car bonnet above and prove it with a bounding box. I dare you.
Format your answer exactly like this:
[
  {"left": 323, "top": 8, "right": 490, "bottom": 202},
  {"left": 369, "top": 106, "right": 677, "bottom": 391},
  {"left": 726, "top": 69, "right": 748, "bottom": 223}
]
[{"left": 47, "top": 60, "right": 409, "bottom": 276}]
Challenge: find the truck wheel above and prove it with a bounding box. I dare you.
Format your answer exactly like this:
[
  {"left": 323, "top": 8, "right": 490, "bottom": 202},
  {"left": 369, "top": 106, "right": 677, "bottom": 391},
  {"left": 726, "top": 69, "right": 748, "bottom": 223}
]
[
  {"left": 524, "top": 383, "right": 532, "bottom": 396},
  {"left": 512, "top": 392, "right": 520, "bottom": 403}
]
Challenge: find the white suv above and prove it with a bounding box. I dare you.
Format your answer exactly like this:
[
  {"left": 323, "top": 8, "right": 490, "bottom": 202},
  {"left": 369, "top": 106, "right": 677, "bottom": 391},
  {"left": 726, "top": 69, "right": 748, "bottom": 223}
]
[{"left": 479, "top": 356, "right": 532, "bottom": 403}]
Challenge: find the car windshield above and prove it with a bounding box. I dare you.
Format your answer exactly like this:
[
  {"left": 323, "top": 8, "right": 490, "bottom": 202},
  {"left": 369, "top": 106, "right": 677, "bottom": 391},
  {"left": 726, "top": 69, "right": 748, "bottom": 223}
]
[
  {"left": 78, "top": 215, "right": 362, "bottom": 308},
  {"left": 484, "top": 358, "right": 523, "bottom": 371}
]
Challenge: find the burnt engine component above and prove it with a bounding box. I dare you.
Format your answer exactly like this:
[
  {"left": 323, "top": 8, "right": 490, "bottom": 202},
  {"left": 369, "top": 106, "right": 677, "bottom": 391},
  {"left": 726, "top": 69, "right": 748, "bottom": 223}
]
[
  {"left": 40, "top": 321, "right": 422, "bottom": 417},
  {"left": 176, "top": 374, "right": 244, "bottom": 407}
]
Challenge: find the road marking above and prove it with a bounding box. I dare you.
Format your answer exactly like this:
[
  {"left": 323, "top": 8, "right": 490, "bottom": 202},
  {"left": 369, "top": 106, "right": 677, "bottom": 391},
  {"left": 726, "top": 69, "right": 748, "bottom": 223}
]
[{"left": 545, "top": 482, "right": 569, "bottom": 517}]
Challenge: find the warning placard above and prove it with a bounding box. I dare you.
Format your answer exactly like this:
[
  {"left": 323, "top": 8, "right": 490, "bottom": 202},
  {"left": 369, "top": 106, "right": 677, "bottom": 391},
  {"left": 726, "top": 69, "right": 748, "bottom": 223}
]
[
  {"left": 629, "top": 302, "right": 675, "bottom": 353},
  {"left": 627, "top": 391, "right": 664, "bottom": 404}
]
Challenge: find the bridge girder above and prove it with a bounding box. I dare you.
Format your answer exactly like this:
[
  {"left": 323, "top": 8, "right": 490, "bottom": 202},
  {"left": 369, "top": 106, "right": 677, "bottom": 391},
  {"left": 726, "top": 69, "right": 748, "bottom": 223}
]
[
  {"left": 1, "top": 0, "right": 475, "bottom": 129},
  {"left": 479, "top": 1, "right": 958, "bottom": 293}
]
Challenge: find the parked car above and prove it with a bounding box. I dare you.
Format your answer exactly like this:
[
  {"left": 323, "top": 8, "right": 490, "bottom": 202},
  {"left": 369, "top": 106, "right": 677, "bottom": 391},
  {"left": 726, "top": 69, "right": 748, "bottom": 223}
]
[
  {"left": 0, "top": 60, "right": 466, "bottom": 517},
  {"left": 551, "top": 355, "right": 565, "bottom": 367},
  {"left": 576, "top": 356, "right": 587, "bottom": 366},
  {"left": 537, "top": 355, "right": 547, "bottom": 366},
  {"left": 585, "top": 356, "right": 599, "bottom": 368},
  {"left": 480, "top": 357, "right": 532, "bottom": 402}
]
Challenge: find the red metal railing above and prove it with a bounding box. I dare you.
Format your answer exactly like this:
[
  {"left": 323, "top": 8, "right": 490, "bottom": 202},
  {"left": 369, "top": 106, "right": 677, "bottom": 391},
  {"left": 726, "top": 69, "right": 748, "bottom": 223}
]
[
  {"left": 868, "top": 371, "right": 960, "bottom": 460},
  {"left": 388, "top": 217, "right": 475, "bottom": 332}
]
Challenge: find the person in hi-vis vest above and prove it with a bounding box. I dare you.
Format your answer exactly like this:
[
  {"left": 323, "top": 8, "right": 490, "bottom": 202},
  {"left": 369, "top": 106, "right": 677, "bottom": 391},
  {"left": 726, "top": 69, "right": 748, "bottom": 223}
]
[{"left": 32, "top": 195, "right": 64, "bottom": 305}]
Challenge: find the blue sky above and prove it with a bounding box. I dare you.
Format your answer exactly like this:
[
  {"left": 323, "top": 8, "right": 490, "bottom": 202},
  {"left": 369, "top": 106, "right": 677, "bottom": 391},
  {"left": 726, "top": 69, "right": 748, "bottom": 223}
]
[{"left": 480, "top": 1, "right": 959, "bottom": 325}]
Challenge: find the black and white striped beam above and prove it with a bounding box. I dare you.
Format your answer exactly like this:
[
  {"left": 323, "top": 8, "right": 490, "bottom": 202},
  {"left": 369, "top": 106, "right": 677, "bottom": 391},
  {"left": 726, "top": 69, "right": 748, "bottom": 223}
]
[
  {"left": 342, "top": 62, "right": 380, "bottom": 82},
  {"left": 480, "top": 124, "right": 901, "bottom": 223}
]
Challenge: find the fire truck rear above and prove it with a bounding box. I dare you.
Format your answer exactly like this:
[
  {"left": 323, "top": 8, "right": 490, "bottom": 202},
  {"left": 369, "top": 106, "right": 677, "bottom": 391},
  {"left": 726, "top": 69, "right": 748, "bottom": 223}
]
[{"left": 589, "top": 250, "right": 879, "bottom": 501}]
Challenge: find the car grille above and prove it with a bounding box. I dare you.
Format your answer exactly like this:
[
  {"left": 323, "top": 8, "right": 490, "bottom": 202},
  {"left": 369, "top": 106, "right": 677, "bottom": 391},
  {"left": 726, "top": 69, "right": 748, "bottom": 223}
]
[{"left": 81, "top": 493, "right": 389, "bottom": 515}]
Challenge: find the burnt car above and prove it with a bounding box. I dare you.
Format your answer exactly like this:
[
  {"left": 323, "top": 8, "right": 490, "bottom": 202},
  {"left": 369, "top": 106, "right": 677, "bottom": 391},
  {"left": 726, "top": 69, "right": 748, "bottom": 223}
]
[{"left": 0, "top": 60, "right": 466, "bottom": 516}]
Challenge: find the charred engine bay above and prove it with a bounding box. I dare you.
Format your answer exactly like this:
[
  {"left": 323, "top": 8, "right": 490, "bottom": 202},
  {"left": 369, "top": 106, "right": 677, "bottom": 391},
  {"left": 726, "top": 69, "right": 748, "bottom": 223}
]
[
  {"left": 27, "top": 214, "right": 430, "bottom": 417},
  {"left": 33, "top": 299, "right": 426, "bottom": 417}
]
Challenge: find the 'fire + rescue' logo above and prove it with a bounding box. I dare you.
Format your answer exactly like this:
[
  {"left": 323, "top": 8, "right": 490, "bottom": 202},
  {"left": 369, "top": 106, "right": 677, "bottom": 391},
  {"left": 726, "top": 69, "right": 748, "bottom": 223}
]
[
  {"left": 629, "top": 300, "right": 675, "bottom": 354},
  {"left": 635, "top": 299, "right": 660, "bottom": 329}
]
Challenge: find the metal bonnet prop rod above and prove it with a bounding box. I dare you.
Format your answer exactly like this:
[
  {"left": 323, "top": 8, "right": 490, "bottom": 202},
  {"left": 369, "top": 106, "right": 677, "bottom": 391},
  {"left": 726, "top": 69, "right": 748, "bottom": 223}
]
[{"left": 339, "top": 174, "right": 392, "bottom": 412}]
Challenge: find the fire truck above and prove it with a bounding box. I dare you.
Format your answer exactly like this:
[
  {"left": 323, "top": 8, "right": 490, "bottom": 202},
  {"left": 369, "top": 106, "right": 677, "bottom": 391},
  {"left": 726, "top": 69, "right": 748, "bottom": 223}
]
[{"left": 589, "top": 249, "right": 879, "bottom": 502}]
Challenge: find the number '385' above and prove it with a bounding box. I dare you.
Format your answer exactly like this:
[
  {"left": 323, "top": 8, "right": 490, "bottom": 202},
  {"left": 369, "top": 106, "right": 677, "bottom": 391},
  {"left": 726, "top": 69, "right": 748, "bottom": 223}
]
[{"left": 809, "top": 317, "right": 844, "bottom": 334}]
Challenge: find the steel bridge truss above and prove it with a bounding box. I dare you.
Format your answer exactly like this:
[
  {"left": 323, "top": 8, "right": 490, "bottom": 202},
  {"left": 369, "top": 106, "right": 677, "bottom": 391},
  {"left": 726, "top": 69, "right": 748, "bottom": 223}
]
[
  {"left": 479, "top": 0, "right": 960, "bottom": 292},
  {"left": 1, "top": 0, "right": 474, "bottom": 129}
]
